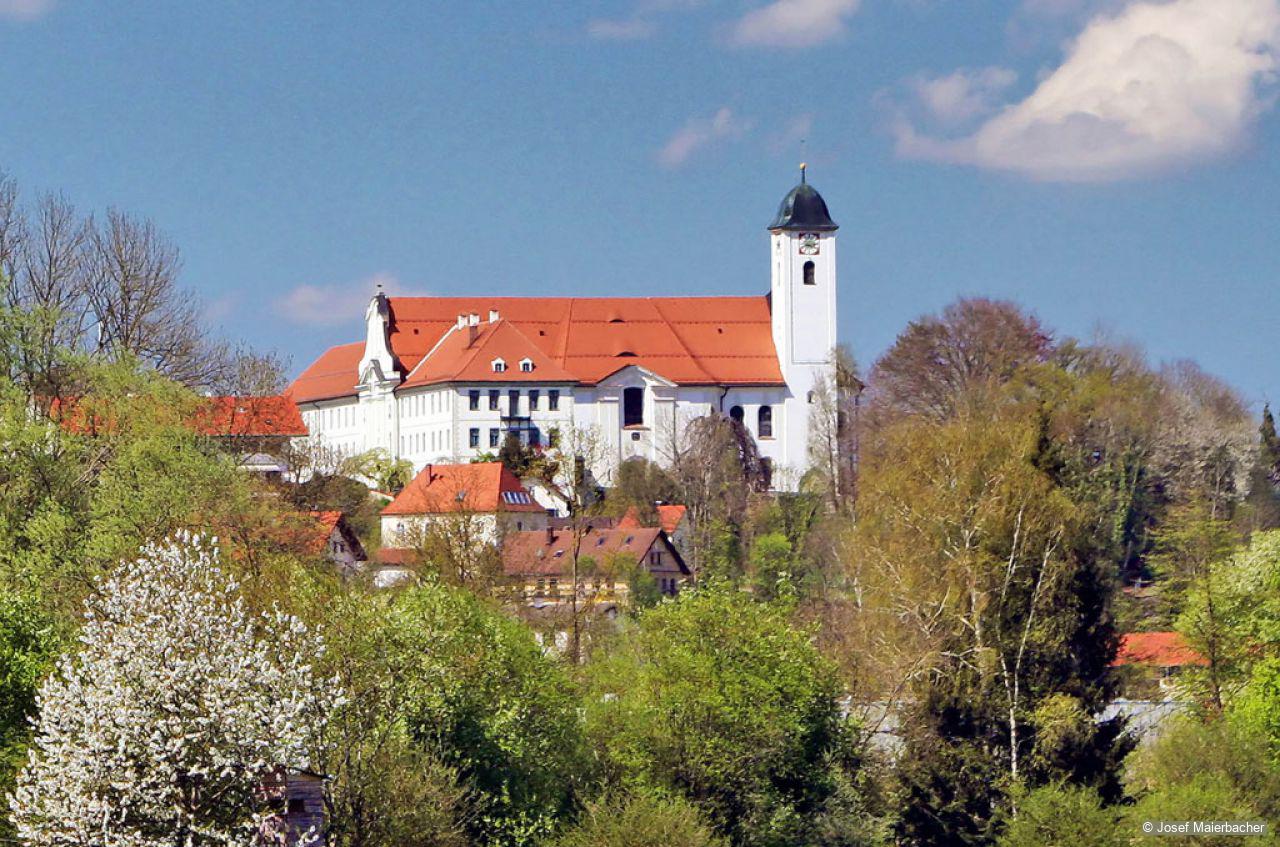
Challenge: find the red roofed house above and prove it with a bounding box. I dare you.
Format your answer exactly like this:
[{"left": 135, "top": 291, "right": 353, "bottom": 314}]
[
  {"left": 502, "top": 524, "right": 689, "bottom": 608},
  {"left": 1113, "top": 631, "right": 1208, "bottom": 695},
  {"left": 618, "top": 503, "right": 689, "bottom": 558},
  {"left": 380, "top": 461, "right": 549, "bottom": 548},
  {"left": 288, "top": 172, "right": 841, "bottom": 491},
  {"left": 192, "top": 395, "right": 309, "bottom": 482},
  {"left": 305, "top": 511, "right": 366, "bottom": 575}
]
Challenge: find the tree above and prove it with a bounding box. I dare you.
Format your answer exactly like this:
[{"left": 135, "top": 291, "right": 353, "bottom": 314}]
[
  {"left": 1151, "top": 503, "right": 1242, "bottom": 711},
  {"left": 609, "top": 457, "right": 680, "bottom": 524},
  {"left": 996, "top": 784, "right": 1124, "bottom": 847},
  {"left": 10, "top": 533, "right": 341, "bottom": 847},
  {"left": 1263, "top": 404, "right": 1280, "bottom": 486},
  {"left": 524, "top": 423, "right": 613, "bottom": 662},
  {"left": 0, "top": 591, "right": 59, "bottom": 841},
  {"left": 847, "top": 406, "right": 1126, "bottom": 844},
  {"left": 867, "top": 298, "right": 1051, "bottom": 423},
  {"left": 0, "top": 173, "right": 235, "bottom": 393},
  {"left": 804, "top": 345, "right": 861, "bottom": 511},
  {"left": 343, "top": 448, "right": 413, "bottom": 494},
  {"left": 385, "top": 581, "right": 588, "bottom": 847},
  {"left": 312, "top": 591, "right": 471, "bottom": 847},
  {"left": 550, "top": 792, "right": 727, "bottom": 847},
  {"left": 1125, "top": 716, "right": 1280, "bottom": 837},
  {"left": 667, "top": 414, "right": 768, "bottom": 583},
  {"left": 582, "top": 587, "right": 870, "bottom": 847}
]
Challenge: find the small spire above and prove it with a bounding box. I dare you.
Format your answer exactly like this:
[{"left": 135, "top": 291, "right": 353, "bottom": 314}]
[{"left": 800, "top": 162, "right": 807, "bottom": 184}]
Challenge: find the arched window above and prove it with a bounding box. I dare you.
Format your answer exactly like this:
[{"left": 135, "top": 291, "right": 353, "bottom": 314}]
[
  {"left": 729, "top": 405, "right": 744, "bottom": 425},
  {"left": 758, "top": 405, "right": 773, "bottom": 438},
  {"left": 623, "top": 387, "right": 644, "bottom": 427},
  {"left": 803, "top": 260, "right": 815, "bottom": 286}
]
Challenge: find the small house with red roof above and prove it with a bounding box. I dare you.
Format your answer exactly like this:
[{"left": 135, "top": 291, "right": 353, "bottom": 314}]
[
  {"left": 304, "top": 511, "right": 366, "bottom": 575},
  {"left": 502, "top": 524, "right": 689, "bottom": 608},
  {"left": 618, "top": 503, "right": 689, "bottom": 558},
  {"left": 380, "top": 461, "right": 549, "bottom": 548},
  {"left": 1113, "top": 631, "right": 1208, "bottom": 695},
  {"left": 288, "top": 172, "right": 842, "bottom": 490}
]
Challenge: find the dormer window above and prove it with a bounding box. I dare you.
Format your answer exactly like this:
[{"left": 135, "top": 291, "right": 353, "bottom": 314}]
[
  {"left": 492, "top": 358, "right": 507, "bottom": 373},
  {"left": 519, "top": 358, "right": 534, "bottom": 372}
]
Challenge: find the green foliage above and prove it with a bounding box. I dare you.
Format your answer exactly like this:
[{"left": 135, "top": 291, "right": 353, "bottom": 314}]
[
  {"left": 1126, "top": 716, "right": 1280, "bottom": 826},
  {"left": 1233, "top": 658, "right": 1280, "bottom": 762},
  {"left": 583, "top": 587, "right": 863, "bottom": 847},
  {"left": 0, "top": 591, "right": 60, "bottom": 840},
  {"left": 313, "top": 590, "right": 471, "bottom": 847},
  {"left": 996, "top": 784, "right": 1124, "bottom": 847},
  {"left": 384, "top": 580, "right": 589, "bottom": 846},
  {"left": 609, "top": 458, "right": 681, "bottom": 522},
  {"left": 749, "top": 532, "right": 795, "bottom": 601},
  {"left": 550, "top": 791, "right": 727, "bottom": 847},
  {"left": 345, "top": 448, "right": 413, "bottom": 493}
]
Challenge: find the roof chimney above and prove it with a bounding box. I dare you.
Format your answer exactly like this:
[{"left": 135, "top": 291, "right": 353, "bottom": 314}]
[
  {"left": 456, "top": 314, "right": 467, "bottom": 330},
  {"left": 468, "top": 313, "right": 479, "bottom": 326},
  {"left": 546, "top": 525, "right": 554, "bottom": 545},
  {"left": 489, "top": 309, "right": 500, "bottom": 324}
]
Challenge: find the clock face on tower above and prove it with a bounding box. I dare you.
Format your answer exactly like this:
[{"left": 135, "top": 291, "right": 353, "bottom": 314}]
[{"left": 798, "top": 233, "right": 820, "bottom": 256}]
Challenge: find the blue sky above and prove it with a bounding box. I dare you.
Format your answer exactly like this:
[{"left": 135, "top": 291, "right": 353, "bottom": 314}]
[{"left": 1, "top": 0, "right": 1278, "bottom": 407}]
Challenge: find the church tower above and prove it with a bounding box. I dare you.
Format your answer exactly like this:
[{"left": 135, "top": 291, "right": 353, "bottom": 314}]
[{"left": 768, "top": 165, "right": 838, "bottom": 476}]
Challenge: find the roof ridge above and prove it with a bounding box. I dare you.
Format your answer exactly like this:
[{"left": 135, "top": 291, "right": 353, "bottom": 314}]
[{"left": 647, "top": 300, "right": 715, "bottom": 383}]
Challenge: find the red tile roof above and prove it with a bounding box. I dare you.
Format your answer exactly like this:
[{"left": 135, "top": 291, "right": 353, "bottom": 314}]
[
  {"left": 376, "top": 547, "right": 420, "bottom": 566},
  {"left": 1112, "top": 632, "right": 1208, "bottom": 668},
  {"left": 288, "top": 341, "right": 365, "bottom": 404},
  {"left": 618, "top": 504, "right": 687, "bottom": 535},
  {"left": 303, "top": 510, "right": 344, "bottom": 555},
  {"left": 381, "top": 462, "right": 544, "bottom": 516},
  {"left": 290, "top": 296, "right": 785, "bottom": 402},
  {"left": 503, "top": 525, "right": 681, "bottom": 577},
  {"left": 191, "top": 395, "right": 308, "bottom": 437},
  {"left": 401, "top": 319, "right": 577, "bottom": 388}
]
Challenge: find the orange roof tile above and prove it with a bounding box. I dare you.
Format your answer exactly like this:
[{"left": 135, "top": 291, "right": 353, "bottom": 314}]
[
  {"left": 191, "top": 395, "right": 308, "bottom": 437},
  {"left": 402, "top": 319, "right": 577, "bottom": 389},
  {"left": 381, "top": 462, "right": 544, "bottom": 516},
  {"left": 1112, "top": 632, "right": 1208, "bottom": 668},
  {"left": 618, "top": 504, "right": 687, "bottom": 535},
  {"left": 291, "top": 296, "right": 785, "bottom": 401},
  {"left": 503, "top": 525, "right": 685, "bottom": 577},
  {"left": 287, "top": 342, "right": 364, "bottom": 403}
]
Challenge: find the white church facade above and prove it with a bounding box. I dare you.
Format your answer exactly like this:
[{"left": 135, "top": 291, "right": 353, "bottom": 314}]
[{"left": 288, "top": 172, "right": 840, "bottom": 491}]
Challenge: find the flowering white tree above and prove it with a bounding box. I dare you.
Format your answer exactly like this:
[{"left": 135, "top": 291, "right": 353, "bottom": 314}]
[{"left": 9, "top": 532, "right": 342, "bottom": 847}]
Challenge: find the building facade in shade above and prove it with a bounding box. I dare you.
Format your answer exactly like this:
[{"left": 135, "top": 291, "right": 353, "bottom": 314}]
[{"left": 288, "top": 173, "right": 839, "bottom": 490}]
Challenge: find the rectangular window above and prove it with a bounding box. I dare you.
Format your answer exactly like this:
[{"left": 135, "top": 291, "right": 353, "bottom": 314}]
[
  {"left": 488, "top": 390, "right": 499, "bottom": 411},
  {"left": 529, "top": 390, "right": 540, "bottom": 410},
  {"left": 469, "top": 390, "right": 480, "bottom": 411},
  {"left": 469, "top": 428, "right": 479, "bottom": 448},
  {"left": 548, "top": 389, "right": 560, "bottom": 411},
  {"left": 489, "top": 428, "right": 500, "bottom": 448},
  {"left": 623, "top": 387, "right": 644, "bottom": 427},
  {"left": 508, "top": 390, "right": 520, "bottom": 415},
  {"left": 650, "top": 551, "right": 661, "bottom": 566}
]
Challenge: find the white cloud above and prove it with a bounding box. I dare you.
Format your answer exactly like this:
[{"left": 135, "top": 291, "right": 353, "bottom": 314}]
[
  {"left": 586, "top": 17, "right": 657, "bottom": 40},
  {"left": 910, "top": 67, "right": 1018, "bottom": 125},
  {"left": 657, "top": 107, "right": 752, "bottom": 167},
  {"left": 0, "top": 0, "right": 54, "bottom": 21},
  {"left": 276, "top": 273, "right": 425, "bottom": 327},
  {"left": 895, "top": 0, "right": 1280, "bottom": 182},
  {"left": 730, "top": 0, "right": 862, "bottom": 48}
]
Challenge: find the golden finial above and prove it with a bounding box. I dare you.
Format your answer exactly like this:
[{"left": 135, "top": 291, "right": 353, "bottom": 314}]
[{"left": 800, "top": 162, "right": 807, "bottom": 183}]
